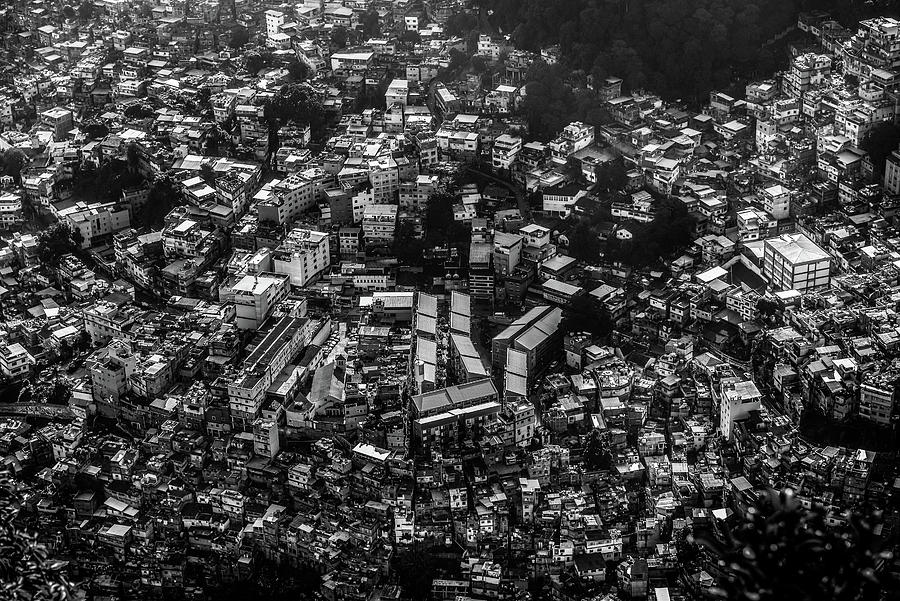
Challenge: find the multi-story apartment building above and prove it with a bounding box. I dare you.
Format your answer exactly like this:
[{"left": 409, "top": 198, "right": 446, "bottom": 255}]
[
  {"left": 762, "top": 233, "right": 831, "bottom": 292},
  {"left": 273, "top": 227, "right": 331, "bottom": 288}
]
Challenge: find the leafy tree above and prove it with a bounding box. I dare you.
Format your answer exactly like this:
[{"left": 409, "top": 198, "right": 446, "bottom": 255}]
[
  {"left": 399, "top": 30, "right": 421, "bottom": 46},
  {"left": 62, "top": 5, "right": 76, "bottom": 20},
  {"left": 360, "top": 10, "right": 380, "bottom": 38},
  {"left": 330, "top": 26, "right": 348, "bottom": 49},
  {"left": 229, "top": 25, "right": 250, "bottom": 49},
  {"left": 861, "top": 121, "right": 900, "bottom": 178},
  {"left": 564, "top": 293, "right": 610, "bottom": 338},
  {"left": 287, "top": 58, "right": 310, "bottom": 82},
  {"left": 37, "top": 222, "right": 80, "bottom": 264},
  {"left": 583, "top": 430, "right": 611, "bottom": 469},
  {"left": 141, "top": 175, "right": 179, "bottom": 227},
  {"left": 0, "top": 472, "right": 78, "bottom": 600},
  {"left": 566, "top": 220, "right": 602, "bottom": 263},
  {"left": 77, "top": 0, "right": 94, "bottom": 20},
  {"left": 607, "top": 197, "right": 694, "bottom": 267},
  {"left": 123, "top": 103, "right": 154, "bottom": 120},
  {"left": 267, "top": 84, "right": 327, "bottom": 140},
  {"left": 245, "top": 50, "right": 273, "bottom": 75},
  {"left": 482, "top": 0, "right": 800, "bottom": 102},
  {"left": 424, "top": 192, "right": 468, "bottom": 247},
  {"left": 126, "top": 142, "right": 141, "bottom": 173},
  {"left": 200, "top": 163, "right": 217, "bottom": 185},
  {"left": 393, "top": 220, "right": 426, "bottom": 266},
  {"left": 0, "top": 149, "right": 28, "bottom": 184},
  {"left": 595, "top": 157, "right": 627, "bottom": 193},
  {"left": 83, "top": 122, "right": 109, "bottom": 140},
  {"left": 696, "top": 489, "right": 892, "bottom": 601},
  {"left": 445, "top": 11, "right": 479, "bottom": 37}
]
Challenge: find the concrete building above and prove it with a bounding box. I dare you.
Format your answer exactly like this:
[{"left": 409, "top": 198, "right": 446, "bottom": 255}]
[
  {"left": 719, "top": 379, "right": 762, "bottom": 440},
  {"left": 219, "top": 272, "right": 290, "bottom": 330},
  {"left": 760, "top": 184, "right": 790, "bottom": 220},
  {"left": 362, "top": 204, "right": 397, "bottom": 246},
  {"left": 762, "top": 233, "right": 831, "bottom": 292},
  {"left": 273, "top": 227, "right": 331, "bottom": 288},
  {"left": 0, "top": 343, "right": 33, "bottom": 379}
]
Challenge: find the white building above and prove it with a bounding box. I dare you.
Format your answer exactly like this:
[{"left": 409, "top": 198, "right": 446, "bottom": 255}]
[
  {"left": 0, "top": 343, "right": 33, "bottom": 379},
  {"left": 362, "top": 204, "right": 397, "bottom": 245},
  {"left": 265, "top": 10, "right": 285, "bottom": 39},
  {"left": 719, "top": 379, "right": 762, "bottom": 440},
  {"left": 218, "top": 272, "right": 290, "bottom": 330},
  {"left": 760, "top": 184, "right": 790, "bottom": 220},
  {"left": 492, "top": 134, "right": 522, "bottom": 170},
  {"left": 272, "top": 227, "right": 331, "bottom": 287},
  {"left": 763, "top": 233, "right": 831, "bottom": 292}
]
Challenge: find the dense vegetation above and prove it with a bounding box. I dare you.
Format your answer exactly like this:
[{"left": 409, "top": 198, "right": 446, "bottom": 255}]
[
  {"left": 482, "top": 0, "right": 900, "bottom": 106},
  {"left": 685, "top": 489, "right": 893, "bottom": 601},
  {"left": 483, "top": 0, "right": 803, "bottom": 102}
]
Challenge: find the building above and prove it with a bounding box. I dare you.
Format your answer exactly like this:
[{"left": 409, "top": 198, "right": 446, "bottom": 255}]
[
  {"left": 492, "top": 134, "right": 523, "bottom": 170},
  {"left": 219, "top": 272, "right": 290, "bottom": 330},
  {"left": 492, "top": 232, "right": 522, "bottom": 276},
  {"left": 542, "top": 183, "right": 588, "bottom": 218},
  {"left": 760, "top": 184, "right": 790, "bottom": 220},
  {"left": 0, "top": 343, "right": 33, "bottom": 379},
  {"left": 411, "top": 379, "right": 500, "bottom": 446},
  {"left": 492, "top": 305, "right": 564, "bottom": 390},
  {"left": 762, "top": 233, "right": 831, "bottom": 292},
  {"left": 362, "top": 204, "right": 398, "bottom": 246},
  {"left": 273, "top": 227, "right": 331, "bottom": 288},
  {"left": 719, "top": 379, "right": 762, "bottom": 440}
]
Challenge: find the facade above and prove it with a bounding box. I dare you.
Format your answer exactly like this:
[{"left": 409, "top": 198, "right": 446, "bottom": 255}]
[
  {"left": 218, "top": 272, "right": 290, "bottom": 330},
  {"left": 273, "top": 227, "right": 331, "bottom": 288},
  {"left": 762, "top": 234, "right": 831, "bottom": 292}
]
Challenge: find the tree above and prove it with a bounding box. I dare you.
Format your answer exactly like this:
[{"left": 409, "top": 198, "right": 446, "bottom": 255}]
[
  {"left": 594, "top": 157, "right": 627, "bottom": 193},
  {"left": 229, "top": 25, "right": 250, "bottom": 49},
  {"left": 62, "top": 5, "right": 76, "bottom": 20},
  {"left": 123, "top": 103, "right": 154, "bottom": 120},
  {"left": 399, "top": 30, "right": 421, "bottom": 46},
  {"left": 37, "top": 222, "right": 79, "bottom": 264},
  {"left": 83, "top": 122, "right": 109, "bottom": 140},
  {"left": 393, "top": 220, "right": 426, "bottom": 267},
  {"left": 696, "top": 489, "right": 892, "bottom": 601},
  {"left": 424, "top": 192, "right": 468, "bottom": 247},
  {"left": 287, "top": 58, "right": 310, "bottom": 82},
  {"left": 0, "top": 472, "right": 78, "bottom": 600},
  {"left": 200, "top": 163, "right": 217, "bottom": 186},
  {"left": 445, "top": 11, "right": 479, "bottom": 37},
  {"left": 267, "top": 83, "right": 327, "bottom": 140},
  {"left": 583, "top": 430, "right": 610, "bottom": 470},
  {"left": 77, "top": 0, "right": 94, "bottom": 20},
  {"left": 566, "top": 221, "right": 602, "bottom": 263},
  {"left": 141, "top": 175, "right": 179, "bottom": 227},
  {"left": 330, "top": 26, "right": 348, "bottom": 49},
  {"left": 360, "top": 10, "right": 380, "bottom": 38},
  {"left": 564, "top": 293, "right": 611, "bottom": 338},
  {"left": 0, "top": 149, "right": 28, "bottom": 184},
  {"left": 245, "top": 50, "right": 273, "bottom": 76},
  {"left": 861, "top": 121, "right": 900, "bottom": 177}
]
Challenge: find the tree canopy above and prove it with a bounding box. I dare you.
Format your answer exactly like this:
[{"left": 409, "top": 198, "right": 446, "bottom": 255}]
[
  {"left": 693, "top": 489, "right": 892, "bottom": 601},
  {"left": 229, "top": 25, "right": 250, "bottom": 49},
  {"left": 484, "top": 0, "right": 802, "bottom": 103},
  {"left": 605, "top": 197, "right": 695, "bottom": 267},
  {"left": 37, "top": 222, "right": 81, "bottom": 265},
  {"left": 861, "top": 121, "right": 900, "bottom": 178},
  {"left": 0, "top": 149, "right": 28, "bottom": 184},
  {"left": 267, "top": 84, "right": 327, "bottom": 140},
  {"left": 0, "top": 473, "right": 78, "bottom": 600},
  {"left": 330, "top": 26, "right": 348, "bottom": 49},
  {"left": 287, "top": 58, "right": 310, "bottom": 82}
]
